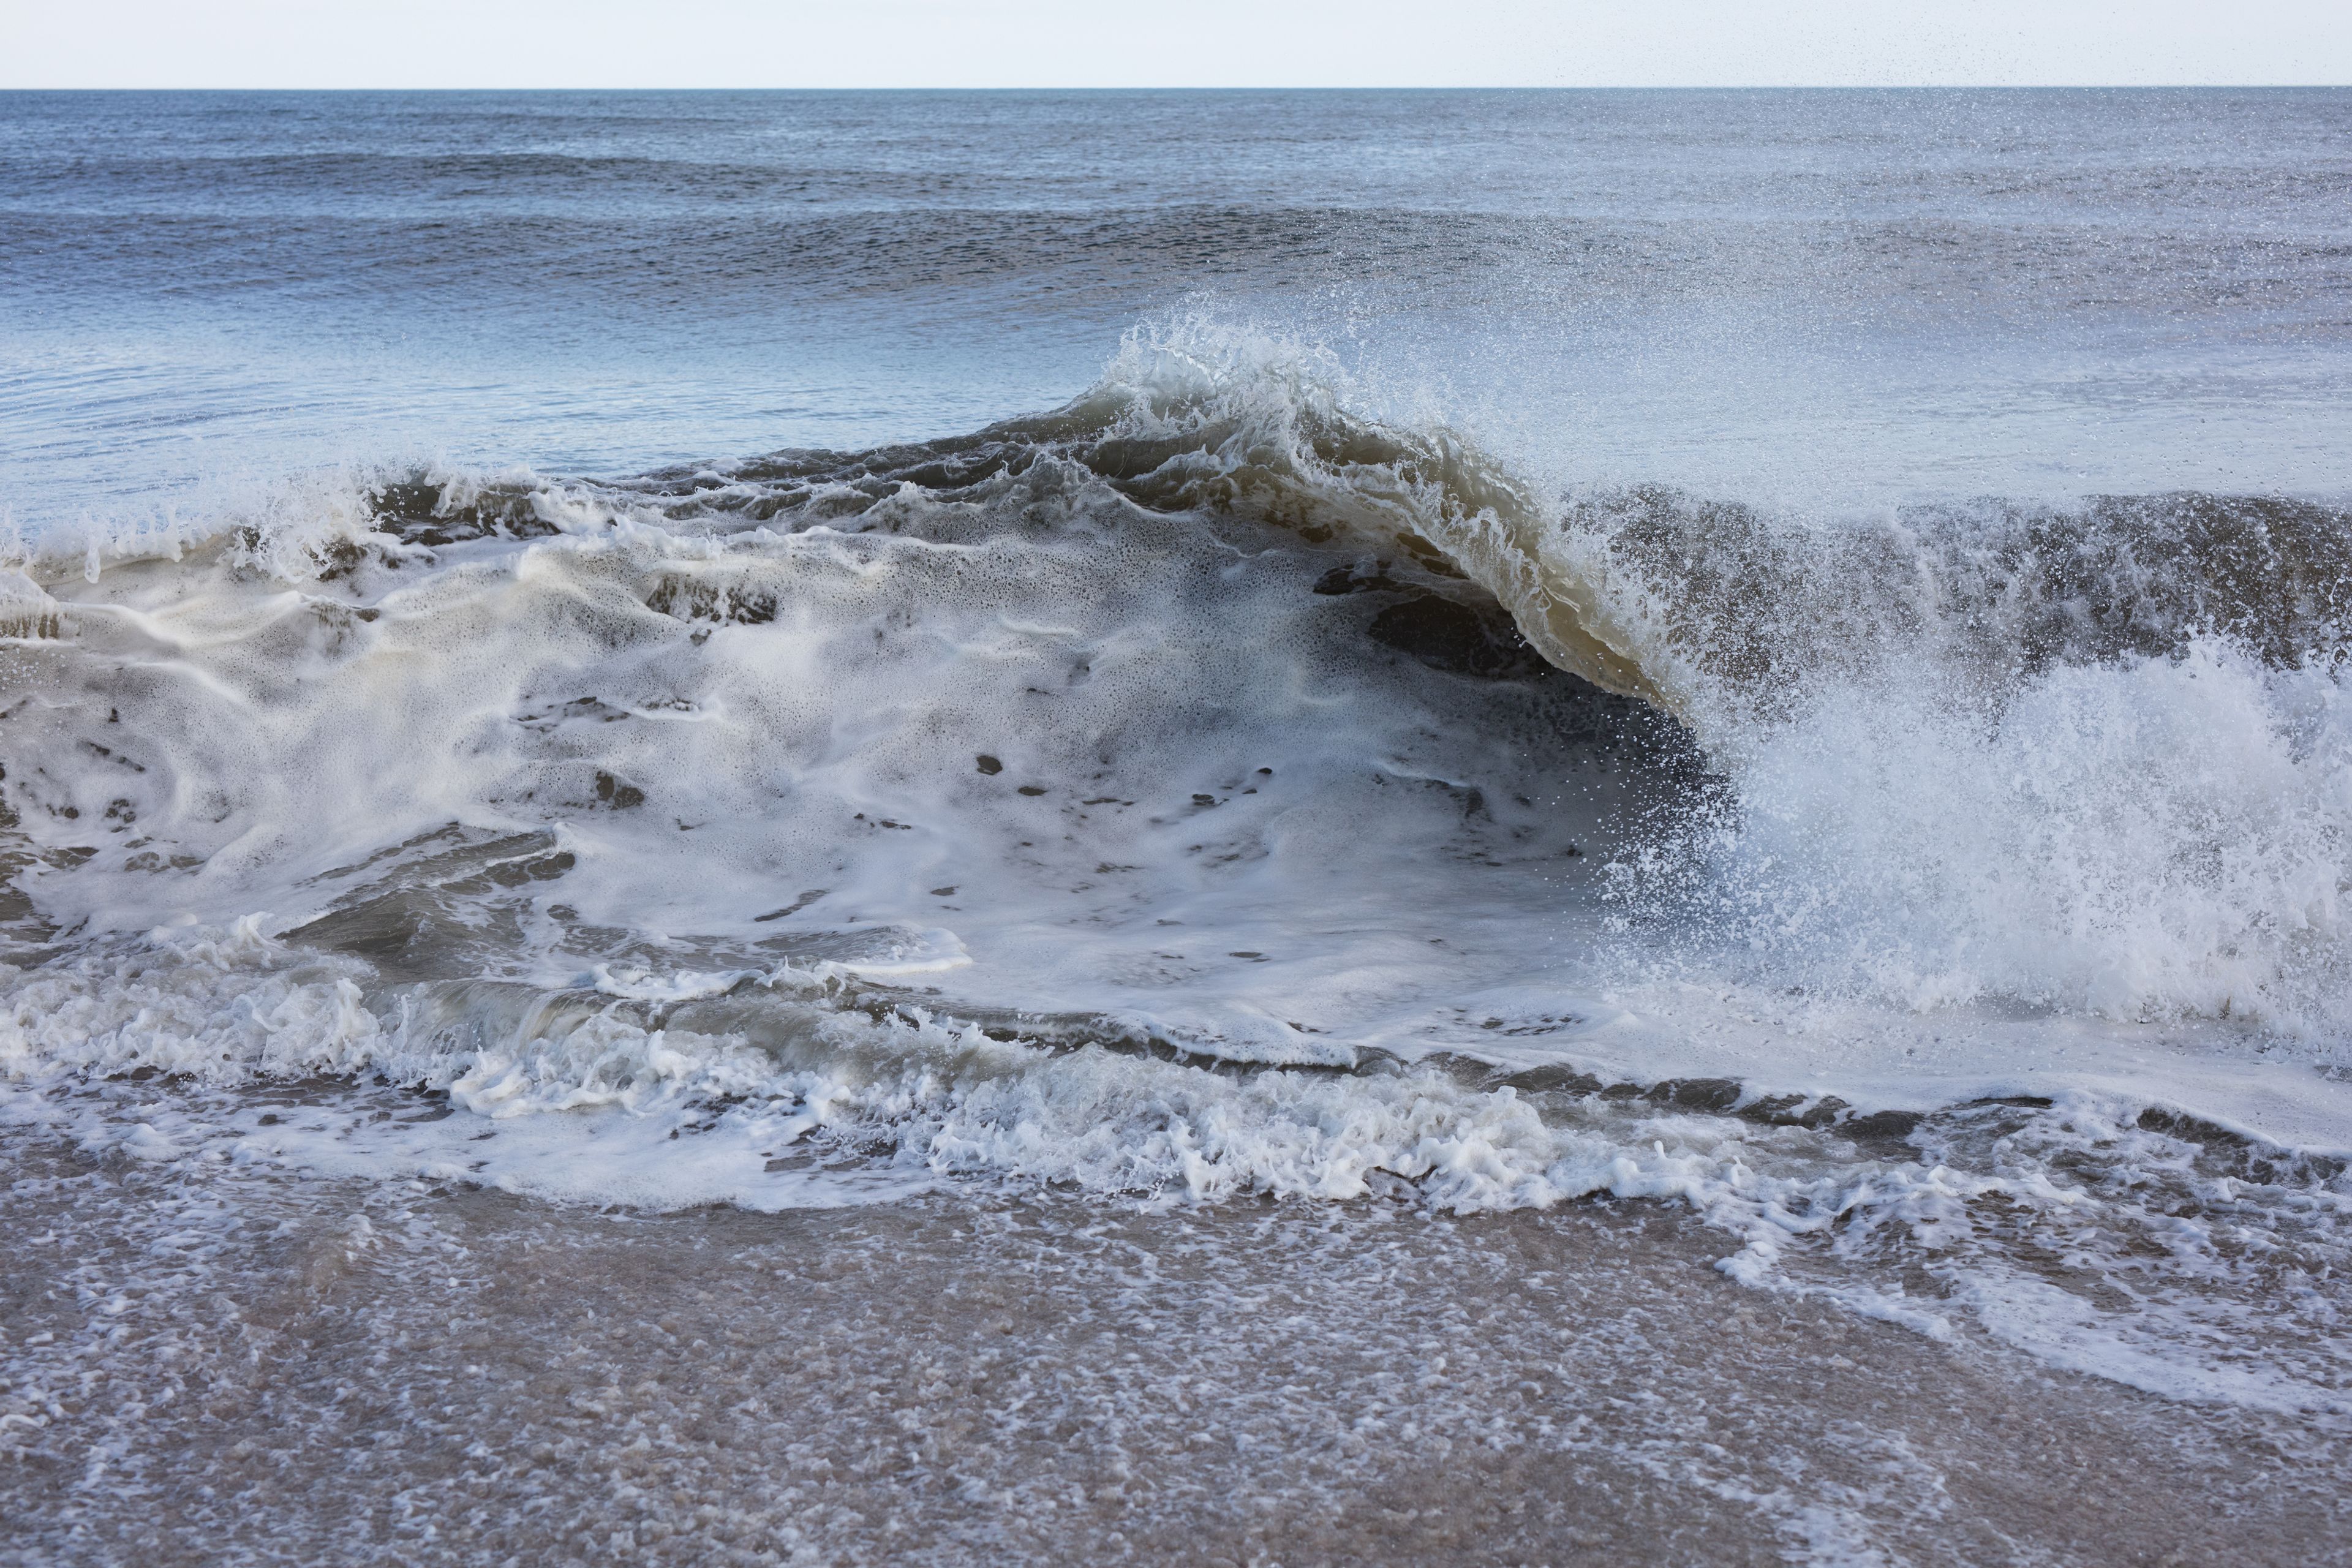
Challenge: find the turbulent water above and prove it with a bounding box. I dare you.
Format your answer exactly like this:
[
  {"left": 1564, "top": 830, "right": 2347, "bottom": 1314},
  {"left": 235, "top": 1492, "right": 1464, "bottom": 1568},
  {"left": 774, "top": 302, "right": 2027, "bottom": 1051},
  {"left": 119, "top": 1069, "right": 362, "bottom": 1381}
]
[{"left": 5, "top": 89, "right": 2352, "bottom": 1562}]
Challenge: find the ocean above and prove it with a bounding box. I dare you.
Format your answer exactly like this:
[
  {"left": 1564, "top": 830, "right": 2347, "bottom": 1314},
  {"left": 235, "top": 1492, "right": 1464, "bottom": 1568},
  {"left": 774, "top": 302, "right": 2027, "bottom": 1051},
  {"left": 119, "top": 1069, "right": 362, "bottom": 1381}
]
[{"left": 4, "top": 88, "right": 2351, "bottom": 1564}]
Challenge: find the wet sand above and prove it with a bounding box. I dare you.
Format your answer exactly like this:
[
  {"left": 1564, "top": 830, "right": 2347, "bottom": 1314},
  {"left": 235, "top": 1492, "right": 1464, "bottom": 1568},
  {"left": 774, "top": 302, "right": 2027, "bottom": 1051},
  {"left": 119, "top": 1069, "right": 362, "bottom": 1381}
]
[{"left": 4, "top": 1117, "right": 2346, "bottom": 1568}]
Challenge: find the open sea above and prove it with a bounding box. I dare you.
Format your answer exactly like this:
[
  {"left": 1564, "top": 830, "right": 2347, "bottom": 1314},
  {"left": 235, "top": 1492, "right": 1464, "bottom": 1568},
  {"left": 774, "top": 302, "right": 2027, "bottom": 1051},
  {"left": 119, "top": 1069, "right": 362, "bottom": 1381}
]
[{"left": 4, "top": 89, "right": 2352, "bottom": 1565}]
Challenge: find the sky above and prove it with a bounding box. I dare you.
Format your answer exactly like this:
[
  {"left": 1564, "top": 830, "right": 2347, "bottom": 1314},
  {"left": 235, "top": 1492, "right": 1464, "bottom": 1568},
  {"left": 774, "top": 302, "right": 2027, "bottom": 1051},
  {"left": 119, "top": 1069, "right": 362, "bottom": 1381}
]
[{"left": 1, "top": 0, "right": 2346, "bottom": 89}]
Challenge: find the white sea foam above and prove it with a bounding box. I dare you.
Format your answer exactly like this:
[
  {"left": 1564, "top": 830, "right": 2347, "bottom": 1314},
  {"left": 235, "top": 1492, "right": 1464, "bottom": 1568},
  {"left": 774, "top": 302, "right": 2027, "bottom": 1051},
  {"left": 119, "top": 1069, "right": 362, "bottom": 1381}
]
[
  {"left": 4, "top": 321, "right": 2351, "bottom": 1419},
  {"left": 7, "top": 914, "right": 2350, "bottom": 1423}
]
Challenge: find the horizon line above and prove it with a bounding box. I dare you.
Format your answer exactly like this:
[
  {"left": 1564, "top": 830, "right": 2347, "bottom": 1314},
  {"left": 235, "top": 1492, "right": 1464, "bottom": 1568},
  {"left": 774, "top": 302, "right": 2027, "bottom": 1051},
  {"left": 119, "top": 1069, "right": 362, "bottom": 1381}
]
[{"left": 6, "top": 81, "right": 2350, "bottom": 92}]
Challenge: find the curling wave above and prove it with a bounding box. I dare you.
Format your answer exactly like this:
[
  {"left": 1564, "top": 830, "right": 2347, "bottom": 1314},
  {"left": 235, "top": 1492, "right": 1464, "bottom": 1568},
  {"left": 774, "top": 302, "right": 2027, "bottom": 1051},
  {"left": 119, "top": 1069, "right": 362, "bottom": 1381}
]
[
  {"left": 8, "top": 321, "right": 2352, "bottom": 1033},
  {"left": 5, "top": 321, "right": 2352, "bottom": 1413}
]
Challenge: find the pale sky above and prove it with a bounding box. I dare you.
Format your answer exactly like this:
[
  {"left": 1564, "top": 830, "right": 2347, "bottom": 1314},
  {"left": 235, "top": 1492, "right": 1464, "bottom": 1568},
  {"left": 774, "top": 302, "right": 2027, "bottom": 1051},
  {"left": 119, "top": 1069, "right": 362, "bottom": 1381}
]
[{"left": 2, "top": 0, "right": 2346, "bottom": 90}]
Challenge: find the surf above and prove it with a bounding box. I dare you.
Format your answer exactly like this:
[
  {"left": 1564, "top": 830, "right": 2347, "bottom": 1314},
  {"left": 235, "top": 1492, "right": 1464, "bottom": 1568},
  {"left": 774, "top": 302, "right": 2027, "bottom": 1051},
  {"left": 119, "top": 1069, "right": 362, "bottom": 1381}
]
[{"left": 4, "top": 319, "right": 2352, "bottom": 1419}]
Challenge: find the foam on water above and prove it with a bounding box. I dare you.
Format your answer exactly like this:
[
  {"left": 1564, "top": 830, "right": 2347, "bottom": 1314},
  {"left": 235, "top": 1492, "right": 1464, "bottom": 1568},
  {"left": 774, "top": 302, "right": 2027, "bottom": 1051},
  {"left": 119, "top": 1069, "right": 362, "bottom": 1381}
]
[
  {"left": 4, "top": 319, "right": 2351, "bottom": 1423},
  {"left": 8, "top": 916, "right": 2351, "bottom": 1423}
]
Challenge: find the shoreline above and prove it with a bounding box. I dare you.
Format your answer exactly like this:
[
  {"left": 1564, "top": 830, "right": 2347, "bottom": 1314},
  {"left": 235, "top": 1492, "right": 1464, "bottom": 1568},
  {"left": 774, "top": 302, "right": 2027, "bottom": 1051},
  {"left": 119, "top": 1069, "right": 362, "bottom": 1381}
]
[{"left": 5, "top": 1110, "right": 2346, "bottom": 1567}]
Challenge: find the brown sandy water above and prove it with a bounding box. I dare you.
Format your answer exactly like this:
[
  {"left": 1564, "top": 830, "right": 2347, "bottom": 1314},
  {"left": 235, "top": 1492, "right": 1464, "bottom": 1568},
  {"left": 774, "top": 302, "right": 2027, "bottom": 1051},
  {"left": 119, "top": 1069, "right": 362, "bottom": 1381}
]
[{"left": 4, "top": 1104, "right": 2346, "bottom": 1568}]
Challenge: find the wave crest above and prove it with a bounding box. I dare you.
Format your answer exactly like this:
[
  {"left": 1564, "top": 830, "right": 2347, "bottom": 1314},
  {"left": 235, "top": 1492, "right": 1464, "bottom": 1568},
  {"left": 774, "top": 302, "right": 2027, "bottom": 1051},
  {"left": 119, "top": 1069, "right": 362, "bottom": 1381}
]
[{"left": 9, "top": 318, "right": 2352, "bottom": 1036}]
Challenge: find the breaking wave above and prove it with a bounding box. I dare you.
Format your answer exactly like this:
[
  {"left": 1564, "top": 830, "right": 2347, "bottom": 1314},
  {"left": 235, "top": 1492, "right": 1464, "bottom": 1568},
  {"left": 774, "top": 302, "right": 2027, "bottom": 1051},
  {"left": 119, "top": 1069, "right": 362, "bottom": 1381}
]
[
  {"left": 16, "top": 318, "right": 2346, "bottom": 1028},
  {"left": 5, "top": 317, "right": 2352, "bottom": 1414}
]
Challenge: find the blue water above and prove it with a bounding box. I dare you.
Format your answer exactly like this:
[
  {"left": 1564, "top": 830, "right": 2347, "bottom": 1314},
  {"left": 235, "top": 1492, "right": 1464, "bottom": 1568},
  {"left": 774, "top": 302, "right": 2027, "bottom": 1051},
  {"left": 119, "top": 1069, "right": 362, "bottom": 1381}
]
[{"left": 6, "top": 88, "right": 2350, "bottom": 529}]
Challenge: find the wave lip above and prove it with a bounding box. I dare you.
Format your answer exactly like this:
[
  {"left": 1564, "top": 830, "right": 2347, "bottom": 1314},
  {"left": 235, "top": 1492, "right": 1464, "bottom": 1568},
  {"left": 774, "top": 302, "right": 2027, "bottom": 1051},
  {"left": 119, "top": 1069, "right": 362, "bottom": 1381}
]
[{"left": 0, "top": 569, "right": 62, "bottom": 641}]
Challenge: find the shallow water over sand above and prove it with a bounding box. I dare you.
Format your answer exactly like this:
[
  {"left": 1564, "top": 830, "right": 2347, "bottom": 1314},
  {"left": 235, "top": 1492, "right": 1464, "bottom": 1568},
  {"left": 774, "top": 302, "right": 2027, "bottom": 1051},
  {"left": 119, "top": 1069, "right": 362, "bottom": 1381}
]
[{"left": 6, "top": 1094, "right": 2348, "bottom": 1568}]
